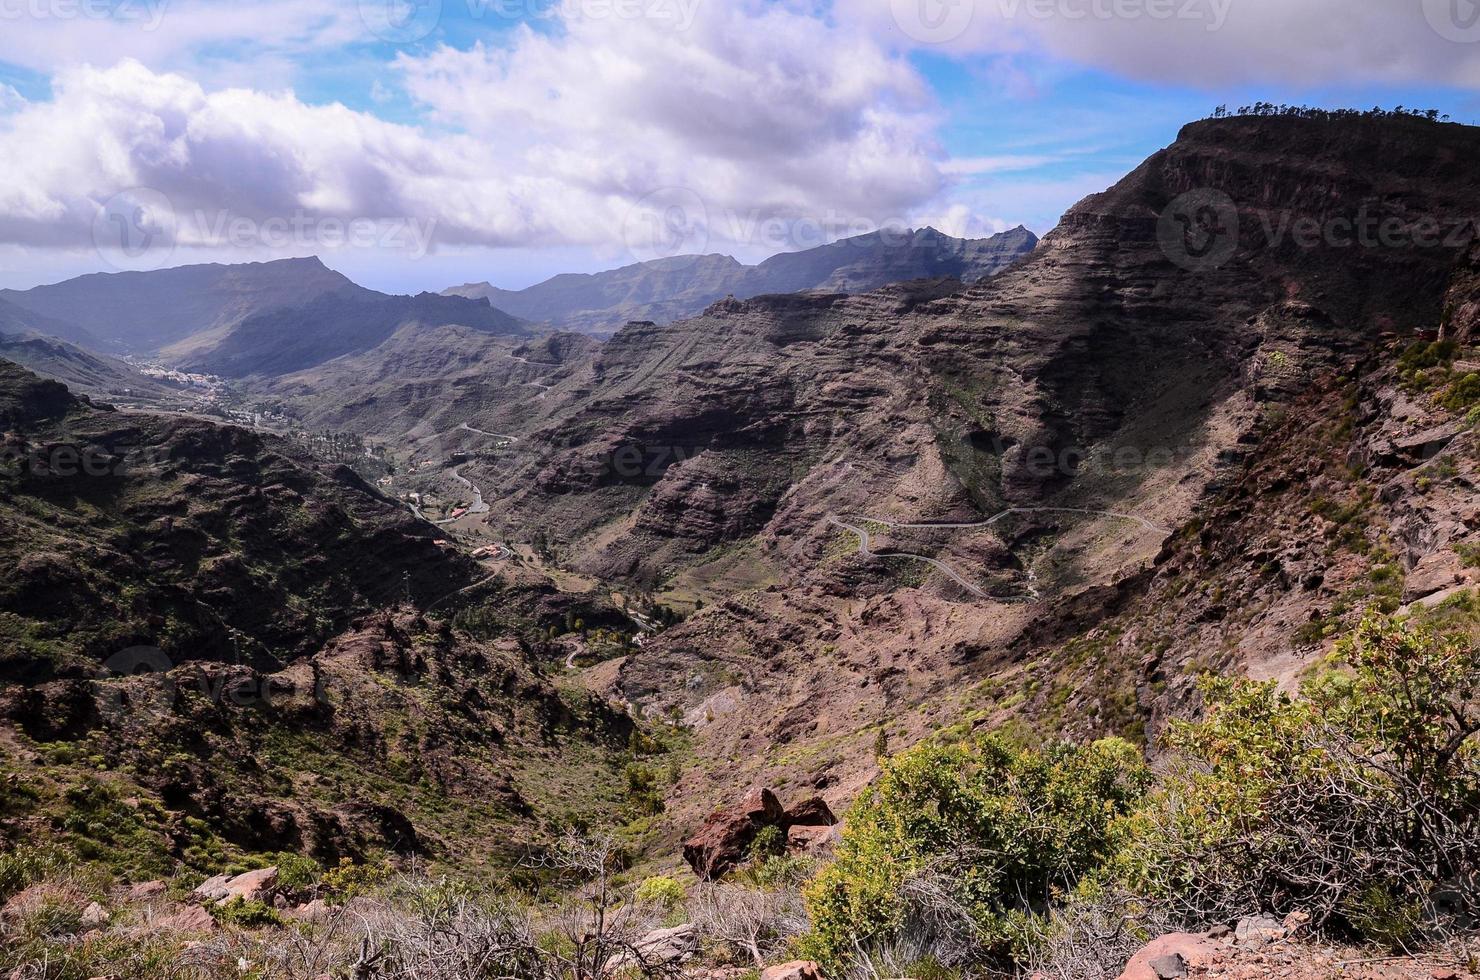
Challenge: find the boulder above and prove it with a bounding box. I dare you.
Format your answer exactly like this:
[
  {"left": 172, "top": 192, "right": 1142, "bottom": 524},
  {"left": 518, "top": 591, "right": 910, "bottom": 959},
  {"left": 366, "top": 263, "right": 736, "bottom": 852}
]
[
  {"left": 191, "top": 874, "right": 232, "bottom": 902},
  {"left": 127, "top": 880, "right": 167, "bottom": 900},
  {"left": 158, "top": 904, "right": 218, "bottom": 933},
  {"left": 739, "top": 787, "right": 784, "bottom": 824},
  {"left": 1117, "top": 933, "right": 1222, "bottom": 980},
  {"left": 1233, "top": 914, "right": 1286, "bottom": 944},
  {"left": 781, "top": 796, "right": 836, "bottom": 827},
  {"left": 192, "top": 866, "right": 278, "bottom": 904},
  {"left": 290, "top": 898, "right": 332, "bottom": 922},
  {"left": 683, "top": 788, "right": 783, "bottom": 880},
  {"left": 786, "top": 823, "right": 842, "bottom": 854},
  {"left": 759, "top": 961, "right": 823, "bottom": 980},
  {"left": 80, "top": 901, "right": 109, "bottom": 931},
  {"left": 1403, "top": 550, "right": 1469, "bottom": 603},
  {"left": 604, "top": 923, "right": 697, "bottom": 971}
]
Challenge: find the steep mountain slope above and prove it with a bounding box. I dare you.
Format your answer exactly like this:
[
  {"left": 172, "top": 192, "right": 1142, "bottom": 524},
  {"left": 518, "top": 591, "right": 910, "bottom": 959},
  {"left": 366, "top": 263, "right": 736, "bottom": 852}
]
[
  {"left": 0, "top": 297, "right": 171, "bottom": 400},
  {"left": 0, "top": 294, "right": 110, "bottom": 352},
  {"left": 0, "top": 257, "right": 367, "bottom": 355},
  {"left": 0, "top": 359, "right": 640, "bottom": 872},
  {"left": 445, "top": 225, "right": 1037, "bottom": 334},
  {"left": 0, "top": 358, "right": 475, "bottom": 679},
  {"left": 471, "top": 113, "right": 1480, "bottom": 831},
  {"left": 252, "top": 324, "right": 596, "bottom": 438},
  {"left": 183, "top": 291, "right": 530, "bottom": 378}
]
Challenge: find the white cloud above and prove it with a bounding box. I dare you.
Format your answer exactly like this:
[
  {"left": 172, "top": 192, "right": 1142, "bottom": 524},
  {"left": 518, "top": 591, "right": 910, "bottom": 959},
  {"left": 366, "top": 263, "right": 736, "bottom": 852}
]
[
  {"left": 0, "top": 0, "right": 365, "bottom": 88},
  {"left": 841, "top": 0, "right": 1480, "bottom": 89},
  {"left": 394, "top": 2, "right": 947, "bottom": 245},
  {"left": 0, "top": 3, "right": 954, "bottom": 266}
]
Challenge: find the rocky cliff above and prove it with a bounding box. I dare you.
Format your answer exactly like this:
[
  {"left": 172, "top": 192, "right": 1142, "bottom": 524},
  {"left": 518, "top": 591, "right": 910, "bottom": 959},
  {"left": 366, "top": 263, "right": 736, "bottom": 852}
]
[{"left": 473, "top": 113, "right": 1480, "bottom": 831}]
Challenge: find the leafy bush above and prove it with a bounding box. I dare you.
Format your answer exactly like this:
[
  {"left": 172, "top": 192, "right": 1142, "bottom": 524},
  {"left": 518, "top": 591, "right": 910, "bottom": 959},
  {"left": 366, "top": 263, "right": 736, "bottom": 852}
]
[
  {"left": 634, "top": 874, "right": 685, "bottom": 911},
  {"left": 320, "top": 857, "right": 390, "bottom": 903},
  {"left": 1120, "top": 615, "right": 1480, "bottom": 946},
  {"left": 208, "top": 896, "right": 283, "bottom": 928},
  {"left": 801, "top": 734, "right": 1149, "bottom": 970},
  {"left": 748, "top": 824, "right": 785, "bottom": 861},
  {"left": 271, "top": 851, "right": 321, "bottom": 892}
]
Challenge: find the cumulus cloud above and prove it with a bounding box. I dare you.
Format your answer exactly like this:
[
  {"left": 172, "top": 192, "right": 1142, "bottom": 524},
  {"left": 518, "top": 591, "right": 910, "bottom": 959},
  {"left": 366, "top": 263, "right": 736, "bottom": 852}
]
[
  {"left": 842, "top": 0, "right": 1480, "bottom": 89},
  {"left": 0, "top": 3, "right": 951, "bottom": 264},
  {"left": 394, "top": 1, "right": 946, "bottom": 248}
]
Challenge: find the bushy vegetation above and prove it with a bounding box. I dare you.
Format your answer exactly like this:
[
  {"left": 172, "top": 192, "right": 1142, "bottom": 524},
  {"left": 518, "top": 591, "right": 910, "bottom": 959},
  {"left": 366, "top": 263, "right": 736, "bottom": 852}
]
[
  {"left": 801, "top": 735, "right": 1149, "bottom": 970},
  {"left": 1125, "top": 615, "right": 1480, "bottom": 944},
  {"left": 803, "top": 613, "right": 1480, "bottom": 975},
  {"left": 6, "top": 615, "right": 1476, "bottom": 978}
]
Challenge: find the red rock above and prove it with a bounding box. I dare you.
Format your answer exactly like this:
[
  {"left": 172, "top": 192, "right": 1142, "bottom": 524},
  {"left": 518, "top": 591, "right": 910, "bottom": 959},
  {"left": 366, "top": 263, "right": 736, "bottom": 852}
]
[
  {"left": 193, "top": 866, "right": 278, "bottom": 904},
  {"left": 759, "top": 961, "right": 822, "bottom": 980},
  {"left": 785, "top": 823, "right": 841, "bottom": 854},
  {"left": 781, "top": 795, "right": 836, "bottom": 827},
  {"left": 1118, "top": 933, "right": 1222, "bottom": 980},
  {"left": 128, "top": 880, "right": 167, "bottom": 900},
  {"left": 158, "top": 904, "right": 217, "bottom": 933},
  {"left": 739, "top": 787, "right": 784, "bottom": 824},
  {"left": 683, "top": 788, "right": 784, "bottom": 879}
]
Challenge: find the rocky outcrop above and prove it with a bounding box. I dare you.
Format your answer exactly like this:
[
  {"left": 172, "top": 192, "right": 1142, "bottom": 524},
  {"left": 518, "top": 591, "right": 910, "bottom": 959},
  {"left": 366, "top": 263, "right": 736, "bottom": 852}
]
[
  {"left": 758, "top": 961, "right": 823, "bottom": 980},
  {"left": 193, "top": 866, "right": 279, "bottom": 904},
  {"left": 682, "top": 787, "right": 840, "bottom": 879}
]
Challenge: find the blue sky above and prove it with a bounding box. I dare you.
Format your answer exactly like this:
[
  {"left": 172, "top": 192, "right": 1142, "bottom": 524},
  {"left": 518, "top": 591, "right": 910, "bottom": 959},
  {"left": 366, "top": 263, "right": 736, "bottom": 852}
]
[{"left": 1, "top": 0, "right": 1479, "bottom": 294}]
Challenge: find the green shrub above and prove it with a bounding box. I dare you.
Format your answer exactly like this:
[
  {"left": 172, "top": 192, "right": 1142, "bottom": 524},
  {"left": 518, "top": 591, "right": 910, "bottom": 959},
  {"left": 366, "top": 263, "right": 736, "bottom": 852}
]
[
  {"left": 634, "top": 875, "right": 685, "bottom": 911},
  {"left": 272, "top": 851, "right": 322, "bottom": 892},
  {"left": 1120, "top": 615, "right": 1480, "bottom": 946},
  {"left": 748, "top": 824, "right": 785, "bottom": 861},
  {"left": 800, "top": 734, "right": 1149, "bottom": 971},
  {"left": 208, "top": 896, "right": 283, "bottom": 928},
  {"left": 320, "top": 857, "right": 389, "bottom": 903}
]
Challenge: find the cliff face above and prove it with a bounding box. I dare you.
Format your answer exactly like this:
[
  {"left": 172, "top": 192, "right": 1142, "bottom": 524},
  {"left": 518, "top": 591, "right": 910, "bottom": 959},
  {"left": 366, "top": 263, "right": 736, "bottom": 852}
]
[{"left": 461, "top": 115, "right": 1480, "bottom": 832}]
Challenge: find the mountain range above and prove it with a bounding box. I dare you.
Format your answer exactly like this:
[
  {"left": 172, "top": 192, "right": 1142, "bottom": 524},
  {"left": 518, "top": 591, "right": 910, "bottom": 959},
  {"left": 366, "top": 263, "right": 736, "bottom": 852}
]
[
  {"left": 442, "top": 225, "right": 1038, "bottom": 334},
  {"left": 5, "top": 111, "right": 1480, "bottom": 938}
]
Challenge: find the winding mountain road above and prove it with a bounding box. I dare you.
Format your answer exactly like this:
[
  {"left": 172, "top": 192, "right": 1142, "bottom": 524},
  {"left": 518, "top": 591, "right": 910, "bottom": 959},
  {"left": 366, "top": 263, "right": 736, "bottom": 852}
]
[{"left": 827, "top": 505, "right": 1170, "bottom": 601}]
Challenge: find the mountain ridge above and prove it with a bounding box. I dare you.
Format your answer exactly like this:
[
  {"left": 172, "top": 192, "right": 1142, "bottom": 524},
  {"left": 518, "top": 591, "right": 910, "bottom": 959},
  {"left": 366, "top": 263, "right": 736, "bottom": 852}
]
[{"left": 445, "top": 224, "right": 1038, "bottom": 334}]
